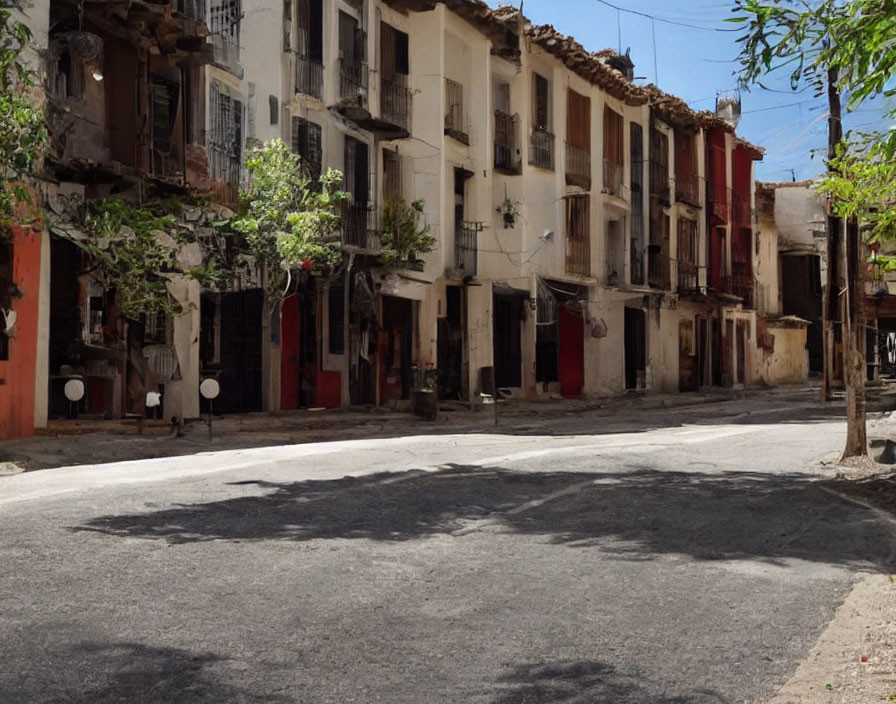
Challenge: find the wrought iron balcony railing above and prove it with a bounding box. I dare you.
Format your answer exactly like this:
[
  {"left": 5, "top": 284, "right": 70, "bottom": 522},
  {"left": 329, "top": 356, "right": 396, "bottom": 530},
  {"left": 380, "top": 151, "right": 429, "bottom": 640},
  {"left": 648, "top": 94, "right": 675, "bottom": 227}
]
[
  {"left": 529, "top": 127, "right": 554, "bottom": 170},
  {"left": 675, "top": 170, "right": 702, "bottom": 208},
  {"left": 296, "top": 55, "right": 324, "bottom": 99},
  {"left": 565, "top": 142, "right": 591, "bottom": 187},
  {"left": 341, "top": 201, "right": 381, "bottom": 251},
  {"left": 494, "top": 110, "right": 521, "bottom": 174},
  {"left": 455, "top": 221, "right": 479, "bottom": 276},
  {"left": 339, "top": 59, "right": 368, "bottom": 104},
  {"left": 566, "top": 234, "right": 591, "bottom": 277},
  {"left": 602, "top": 159, "right": 624, "bottom": 198},
  {"left": 381, "top": 74, "right": 411, "bottom": 131}
]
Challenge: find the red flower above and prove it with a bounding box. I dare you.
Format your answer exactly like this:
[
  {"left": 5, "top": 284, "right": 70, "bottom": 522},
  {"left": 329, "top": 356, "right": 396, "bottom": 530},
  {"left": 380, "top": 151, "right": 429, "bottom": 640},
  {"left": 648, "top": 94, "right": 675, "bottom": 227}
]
[{"left": 301, "top": 258, "right": 312, "bottom": 271}]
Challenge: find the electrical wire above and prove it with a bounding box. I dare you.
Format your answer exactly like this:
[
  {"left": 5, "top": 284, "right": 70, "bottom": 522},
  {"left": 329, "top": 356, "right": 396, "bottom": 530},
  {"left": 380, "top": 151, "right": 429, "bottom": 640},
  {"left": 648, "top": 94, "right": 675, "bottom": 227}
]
[{"left": 591, "top": 0, "right": 742, "bottom": 32}]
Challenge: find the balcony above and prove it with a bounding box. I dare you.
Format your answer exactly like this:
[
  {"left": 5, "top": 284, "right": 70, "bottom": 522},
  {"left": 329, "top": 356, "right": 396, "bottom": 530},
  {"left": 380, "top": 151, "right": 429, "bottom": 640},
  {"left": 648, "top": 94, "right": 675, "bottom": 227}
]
[
  {"left": 723, "top": 273, "right": 754, "bottom": 307},
  {"left": 455, "top": 221, "right": 479, "bottom": 277},
  {"left": 296, "top": 55, "right": 324, "bottom": 99},
  {"left": 380, "top": 74, "right": 411, "bottom": 137},
  {"left": 529, "top": 127, "right": 554, "bottom": 170},
  {"left": 602, "top": 159, "right": 624, "bottom": 198},
  {"left": 675, "top": 170, "right": 702, "bottom": 208},
  {"left": 677, "top": 260, "right": 702, "bottom": 294},
  {"left": 565, "top": 143, "right": 591, "bottom": 188},
  {"left": 341, "top": 201, "right": 381, "bottom": 252},
  {"left": 494, "top": 110, "right": 521, "bottom": 174},
  {"left": 604, "top": 246, "right": 625, "bottom": 286},
  {"left": 338, "top": 59, "right": 368, "bottom": 106},
  {"left": 647, "top": 250, "right": 672, "bottom": 290},
  {"left": 445, "top": 79, "right": 469, "bottom": 145},
  {"left": 649, "top": 160, "right": 671, "bottom": 204},
  {"left": 566, "top": 236, "right": 591, "bottom": 277}
]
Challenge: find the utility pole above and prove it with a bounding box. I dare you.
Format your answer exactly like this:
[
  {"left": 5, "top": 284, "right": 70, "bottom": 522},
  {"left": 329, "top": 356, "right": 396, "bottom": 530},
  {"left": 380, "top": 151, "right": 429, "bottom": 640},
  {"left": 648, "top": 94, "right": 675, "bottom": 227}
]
[{"left": 822, "top": 67, "right": 842, "bottom": 403}]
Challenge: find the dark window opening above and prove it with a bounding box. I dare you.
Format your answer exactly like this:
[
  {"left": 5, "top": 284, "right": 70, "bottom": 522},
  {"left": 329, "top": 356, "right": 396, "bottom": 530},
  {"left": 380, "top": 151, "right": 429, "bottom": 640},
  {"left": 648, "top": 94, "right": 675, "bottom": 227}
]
[{"left": 328, "top": 282, "right": 345, "bottom": 355}]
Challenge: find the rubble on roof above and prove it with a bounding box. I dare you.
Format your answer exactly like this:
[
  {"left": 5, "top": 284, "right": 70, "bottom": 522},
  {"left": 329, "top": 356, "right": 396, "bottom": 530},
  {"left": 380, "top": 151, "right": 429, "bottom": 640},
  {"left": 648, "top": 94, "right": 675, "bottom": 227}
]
[
  {"left": 526, "top": 23, "right": 647, "bottom": 105},
  {"left": 386, "top": 0, "right": 765, "bottom": 151}
]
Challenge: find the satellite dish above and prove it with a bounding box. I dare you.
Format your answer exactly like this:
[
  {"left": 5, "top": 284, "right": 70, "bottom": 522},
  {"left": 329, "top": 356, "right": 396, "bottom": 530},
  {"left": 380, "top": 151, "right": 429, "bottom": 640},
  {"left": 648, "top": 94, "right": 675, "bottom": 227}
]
[
  {"left": 64, "top": 379, "right": 85, "bottom": 402},
  {"left": 200, "top": 378, "right": 220, "bottom": 400}
]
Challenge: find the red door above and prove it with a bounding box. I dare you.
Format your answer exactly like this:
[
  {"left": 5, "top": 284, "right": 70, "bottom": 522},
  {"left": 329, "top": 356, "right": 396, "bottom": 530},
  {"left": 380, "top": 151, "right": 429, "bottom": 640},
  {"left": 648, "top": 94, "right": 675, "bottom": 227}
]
[
  {"left": 558, "top": 304, "right": 584, "bottom": 398},
  {"left": 280, "top": 295, "right": 300, "bottom": 410}
]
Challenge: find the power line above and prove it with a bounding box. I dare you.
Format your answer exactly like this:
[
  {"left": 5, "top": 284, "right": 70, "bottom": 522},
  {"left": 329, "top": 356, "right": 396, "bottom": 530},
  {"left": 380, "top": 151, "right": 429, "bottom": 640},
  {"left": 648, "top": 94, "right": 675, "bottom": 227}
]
[{"left": 592, "top": 0, "right": 741, "bottom": 32}]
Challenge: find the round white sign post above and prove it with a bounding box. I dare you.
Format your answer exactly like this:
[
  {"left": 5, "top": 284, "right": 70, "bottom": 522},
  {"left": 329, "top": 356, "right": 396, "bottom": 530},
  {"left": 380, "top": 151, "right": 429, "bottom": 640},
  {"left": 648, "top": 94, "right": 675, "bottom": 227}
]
[
  {"left": 200, "top": 378, "right": 220, "bottom": 440},
  {"left": 64, "top": 379, "right": 85, "bottom": 419}
]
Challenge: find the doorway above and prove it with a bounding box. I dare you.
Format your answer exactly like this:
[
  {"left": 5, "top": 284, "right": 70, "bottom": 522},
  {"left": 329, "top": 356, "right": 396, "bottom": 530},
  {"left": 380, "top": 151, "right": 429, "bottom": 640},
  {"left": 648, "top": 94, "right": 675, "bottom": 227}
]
[
  {"left": 624, "top": 307, "right": 646, "bottom": 390},
  {"left": 379, "top": 296, "right": 413, "bottom": 402},
  {"left": 558, "top": 302, "right": 584, "bottom": 398},
  {"left": 493, "top": 291, "right": 524, "bottom": 389},
  {"left": 438, "top": 286, "right": 464, "bottom": 400}
]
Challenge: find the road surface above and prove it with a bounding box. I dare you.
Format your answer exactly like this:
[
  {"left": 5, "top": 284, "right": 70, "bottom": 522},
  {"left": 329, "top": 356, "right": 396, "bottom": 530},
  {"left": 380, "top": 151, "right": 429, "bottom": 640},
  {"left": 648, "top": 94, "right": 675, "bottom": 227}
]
[{"left": 1, "top": 406, "right": 892, "bottom": 703}]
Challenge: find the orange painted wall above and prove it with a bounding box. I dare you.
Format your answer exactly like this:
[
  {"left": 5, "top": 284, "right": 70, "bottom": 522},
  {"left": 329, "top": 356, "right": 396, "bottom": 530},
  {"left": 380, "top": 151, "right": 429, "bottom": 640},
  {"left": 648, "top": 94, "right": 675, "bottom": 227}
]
[{"left": 0, "top": 225, "right": 42, "bottom": 439}]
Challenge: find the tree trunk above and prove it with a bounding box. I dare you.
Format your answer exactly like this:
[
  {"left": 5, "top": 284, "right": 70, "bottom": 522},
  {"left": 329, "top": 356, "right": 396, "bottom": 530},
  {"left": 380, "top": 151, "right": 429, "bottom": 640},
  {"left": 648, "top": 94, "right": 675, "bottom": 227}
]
[
  {"left": 841, "top": 216, "right": 867, "bottom": 460},
  {"left": 823, "top": 69, "right": 843, "bottom": 403}
]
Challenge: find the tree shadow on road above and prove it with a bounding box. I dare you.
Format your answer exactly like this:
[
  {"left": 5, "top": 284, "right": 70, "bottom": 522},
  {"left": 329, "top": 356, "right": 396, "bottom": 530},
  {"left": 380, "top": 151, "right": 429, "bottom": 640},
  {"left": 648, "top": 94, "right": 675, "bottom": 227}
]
[
  {"left": 491, "top": 660, "right": 729, "bottom": 704},
  {"left": 74, "top": 465, "right": 895, "bottom": 571},
  {"left": 0, "top": 638, "right": 287, "bottom": 704}
]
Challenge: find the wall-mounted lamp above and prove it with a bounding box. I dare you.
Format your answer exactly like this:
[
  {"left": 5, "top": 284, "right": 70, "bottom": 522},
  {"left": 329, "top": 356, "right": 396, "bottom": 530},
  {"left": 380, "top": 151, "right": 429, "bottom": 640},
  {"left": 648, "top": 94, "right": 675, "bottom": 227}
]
[{"left": 541, "top": 229, "right": 554, "bottom": 241}]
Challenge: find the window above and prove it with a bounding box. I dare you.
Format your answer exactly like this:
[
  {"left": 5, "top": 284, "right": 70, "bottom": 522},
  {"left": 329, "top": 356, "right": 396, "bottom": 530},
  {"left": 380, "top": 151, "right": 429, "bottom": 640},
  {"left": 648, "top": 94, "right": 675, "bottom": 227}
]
[
  {"left": 141, "top": 310, "right": 168, "bottom": 346},
  {"left": 566, "top": 89, "right": 591, "bottom": 186},
  {"left": 383, "top": 149, "right": 402, "bottom": 202},
  {"left": 209, "top": 0, "right": 242, "bottom": 71},
  {"left": 603, "top": 106, "right": 623, "bottom": 167},
  {"left": 283, "top": 0, "right": 292, "bottom": 51},
  {"left": 533, "top": 72, "right": 550, "bottom": 130},
  {"left": 291, "top": 117, "right": 322, "bottom": 181},
  {"left": 565, "top": 195, "right": 590, "bottom": 276},
  {"left": 381, "top": 23, "right": 410, "bottom": 129},
  {"left": 209, "top": 81, "right": 243, "bottom": 187},
  {"left": 49, "top": 41, "right": 85, "bottom": 100},
  {"left": 295, "top": 0, "right": 324, "bottom": 98}
]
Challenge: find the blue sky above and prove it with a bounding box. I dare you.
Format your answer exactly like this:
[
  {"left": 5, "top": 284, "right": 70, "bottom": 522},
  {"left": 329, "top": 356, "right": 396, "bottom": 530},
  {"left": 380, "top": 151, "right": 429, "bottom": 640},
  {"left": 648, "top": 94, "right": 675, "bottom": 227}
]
[{"left": 490, "top": 0, "right": 892, "bottom": 182}]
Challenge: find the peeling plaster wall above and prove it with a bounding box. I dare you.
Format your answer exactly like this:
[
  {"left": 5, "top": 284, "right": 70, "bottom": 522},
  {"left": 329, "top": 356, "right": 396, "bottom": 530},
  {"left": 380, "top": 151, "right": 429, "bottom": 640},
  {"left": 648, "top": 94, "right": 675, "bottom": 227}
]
[{"left": 760, "top": 323, "right": 808, "bottom": 385}]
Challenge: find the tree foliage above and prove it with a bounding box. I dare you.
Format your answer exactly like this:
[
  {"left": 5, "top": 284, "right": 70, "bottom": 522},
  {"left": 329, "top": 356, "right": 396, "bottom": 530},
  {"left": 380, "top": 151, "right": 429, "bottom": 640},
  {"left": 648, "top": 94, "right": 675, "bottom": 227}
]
[
  {"left": 231, "top": 140, "right": 349, "bottom": 289},
  {"left": 0, "top": 4, "right": 48, "bottom": 238},
  {"left": 50, "top": 197, "right": 231, "bottom": 320},
  {"left": 379, "top": 197, "right": 436, "bottom": 269}
]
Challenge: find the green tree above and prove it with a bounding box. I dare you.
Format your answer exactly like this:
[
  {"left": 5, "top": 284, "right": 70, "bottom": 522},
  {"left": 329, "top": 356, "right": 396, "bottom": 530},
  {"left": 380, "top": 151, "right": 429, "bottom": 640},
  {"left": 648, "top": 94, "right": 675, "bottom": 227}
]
[
  {"left": 231, "top": 139, "right": 349, "bottom": 295},
  {"left": 730, "top": 0, "right": 885, "bottom": 461},
  {"left": 0, "top": 3, "right": 47, "bottom": 237}
]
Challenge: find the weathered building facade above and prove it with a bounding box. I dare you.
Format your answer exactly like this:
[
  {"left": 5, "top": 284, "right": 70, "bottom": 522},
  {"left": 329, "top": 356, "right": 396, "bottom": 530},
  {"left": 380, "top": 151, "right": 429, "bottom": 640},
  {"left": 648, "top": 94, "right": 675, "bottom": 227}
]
[{"left": 2, "top": 0, "right": 810, "bottom": 440}]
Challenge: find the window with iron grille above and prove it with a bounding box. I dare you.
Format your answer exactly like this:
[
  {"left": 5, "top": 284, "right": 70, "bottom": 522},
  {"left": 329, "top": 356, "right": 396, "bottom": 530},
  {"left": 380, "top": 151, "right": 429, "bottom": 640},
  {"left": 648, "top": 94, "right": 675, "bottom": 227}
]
[
  {"left": 533, "top": 72, "right": 550, "bottom": 130},
  {"left": 291, "top": 117, "right": 322, "bottom": 181},
  {"left": 209, "top": 0, "right": 241, "bottom": 48},
  {"left": 565, "top": 195, "right": 591, "bottom": 276},
  {"left": 295, "top": 0, "right": 324, "bottom": 97},
  {"left": 208, "top": 81, "right": 243, "bottom": 187}
]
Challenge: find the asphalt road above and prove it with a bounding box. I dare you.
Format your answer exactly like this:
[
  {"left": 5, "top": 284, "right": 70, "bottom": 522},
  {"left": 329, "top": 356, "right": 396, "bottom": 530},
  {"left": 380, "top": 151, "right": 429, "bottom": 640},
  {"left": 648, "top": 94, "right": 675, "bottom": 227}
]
[{"left": 1, "top": 408, "right": 893, "bottom": 703}]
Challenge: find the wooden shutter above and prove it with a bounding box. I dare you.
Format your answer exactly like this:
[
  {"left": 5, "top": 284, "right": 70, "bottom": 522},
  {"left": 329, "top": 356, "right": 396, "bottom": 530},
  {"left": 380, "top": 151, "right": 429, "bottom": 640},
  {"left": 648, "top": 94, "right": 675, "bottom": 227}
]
[
  {"left": 381, "top": 22, "right": 396, "bottom": 78},
  {"left": 566, "top": 89, "right": 590, "bottom": 151},
  {"left": 604, "top": 106, "right": 623, "bottom": 166}
]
